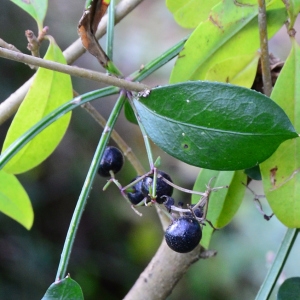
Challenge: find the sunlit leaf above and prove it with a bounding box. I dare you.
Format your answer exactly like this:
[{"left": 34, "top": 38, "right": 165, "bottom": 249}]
[
  {"left": 133, "top": 81, "right": 298, "bottom": 171},
  {"left": 277, "top": 277, "right": 300, "bottom": 300},
  {"left": 0, "top": 170, "right": 33, "bottom": 229},
  {"left": 10, "top": 0, "right": 48, "bottom": 30},
  {"left": 192, "top": 169, "right": 246, "bottom": 249},
  {"left": 166, "top": 0, "right": 220, "bottom": 28},
  {"left": 260, "top": 38, "right": 300, "bottom": 228},
  {"left": 170, "top": 0, "right": 287, "bottom": 84},
  {"left": 205, "top": 53, "right": 260, "bottom": 88},
  {"left": 42, "top": 276, "right": 84, "bottom": 300},
  {"left": 2, "top": 37, "right": 72, "bottom": 174}
]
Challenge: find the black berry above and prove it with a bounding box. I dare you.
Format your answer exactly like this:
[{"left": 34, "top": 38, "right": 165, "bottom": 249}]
[
  {"left": 141, "top": 171, "right": 173, "bottom": 204},
  {"left": 127, "top": 176, "right": 145, "bottom": 205},
  {"left": 190, "top": 204, "right": 204, "bottom": 219},
  {"left": 98, "top": 146, "right": 124, "bottom": 177},
  {"left": 165, "top": 216, "right": 202, "bottom": 253},
  {"left": 163, "top": 196, "right": 175, "bottom": 212}
]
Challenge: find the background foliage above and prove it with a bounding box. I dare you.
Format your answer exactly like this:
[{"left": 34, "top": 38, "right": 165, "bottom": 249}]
[{"left": 1, "top": 0, "right": 300, "bottom": 299}]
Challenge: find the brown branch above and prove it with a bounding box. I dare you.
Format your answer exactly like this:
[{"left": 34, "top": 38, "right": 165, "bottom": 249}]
[
  {"left": 124, "top": 241, "right": 216, "bottom": 300},
  {"left": 0, "top": 47, "right": 149, "bottom": 92},
  {"left": 0, "top": 0, "right": 145, "bottom": 125},
  {"left": 258, "top": 0, "right": 272, "bottom": 96}
]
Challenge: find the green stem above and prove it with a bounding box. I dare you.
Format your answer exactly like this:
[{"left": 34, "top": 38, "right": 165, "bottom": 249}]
[
  {"left": 55, "top": 91, "right": 127, "bottom": 280},
  {"left": 128, "top": 36, "right": 187, "bottom": 82},
  {"left": 255, "top": 228, "right": 299, "bottom": 300},
  {"left": 129, "top": 96, "right": 154, "bottom": 169},
  {"left": 81, "top": 102, "right": 145, "bottom": 175},
  {"left": 0, "top": 86, "right": 119, "bottom": 170},
  {"left": 123, "top": 38, "right": 188, "bottom": 170},
  {"left": 106, "top": 0, "right": 115, "bottom": 60}
]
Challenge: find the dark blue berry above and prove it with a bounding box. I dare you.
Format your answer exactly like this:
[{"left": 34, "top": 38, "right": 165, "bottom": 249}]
[
  {"left": 127, "top": 176, "right": 144, "bottom": 205},
  {"left": 165, "top": 216, "right": 202, "bottom": 253},
  {"left": 141, "top": 171, "right": 173, "bottom": 204},
  {"left": 163, "top": 196, "right": 175, "bottom": 212},
  {"left": 98, "top": 146, "right": 124, "bottom": 177},
  {"left": 189, "top": 204, "right": 204, "bottom": 219}
]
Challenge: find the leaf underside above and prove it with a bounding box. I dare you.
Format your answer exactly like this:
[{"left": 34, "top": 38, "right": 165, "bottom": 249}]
[
  {"left": 2, "top": 38, "right": 73, "bottom": 174},
  {"left": 0, "top": 170, "right": 33, "bottom": 229},
  {"left": 134, "top": 81, "right": 297, "bottom": 171},
  {"left": 10, "top": 0, "right": 48, "bottom": 29}
]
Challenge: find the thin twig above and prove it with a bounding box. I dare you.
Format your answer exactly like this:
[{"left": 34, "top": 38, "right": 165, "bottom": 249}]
[
  {"left": 258, "top": 0, "right": 272, "bottom": 96},
  {"left": 81, "top": 102, "right": 145, "bottom": 175},
  {"left": 25, "top": 30, "right": 40, "bottom": 58},
  {"left": 0, "top": 47, "right": 149, "bottom": 92}
]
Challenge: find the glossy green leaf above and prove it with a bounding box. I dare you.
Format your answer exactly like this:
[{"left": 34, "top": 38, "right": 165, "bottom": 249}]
[
  {"left": 245, "top": 165, "right": 262, "bottom": 181},
  {"left": 166, "top": 0, "right": 220, "bottom": 28},
  {"left": 2, "top": 37, "right": 72, "bottom": 174},
  {"left": 10, "top": 0, "right": 48, "bottom": 30},
  {"left": 0, "top": 170, "right": 33, "bottom": 229},
  {"left": 205, "top": 53, "right": 260, "bottom": 88},
  {"left": 42, "top": 276, "right": 84, "bottom": 300},
  {"left": 133, "top": 81, "right": 298, "bottom": 170},
  {"left": 260, "top": 39, "right": 300, "bottom": 228},
  {"left": 170, "top": 0, "right": 287, "bottom": 84},
  {"left": 277, "top": 277, "right": 300, "bottom": 300},
  {"left": 124, "top": 101, "right": 138, "bottom": 124},
  {"left": 192, "top": 169, "right": 246, "bottom": 249}
]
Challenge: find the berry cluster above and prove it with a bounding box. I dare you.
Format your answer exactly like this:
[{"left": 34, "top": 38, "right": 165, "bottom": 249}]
[
  {"left": 127, "top": 171, "right": 173, "bottom": 205},
  {"left": 97, "top": 146, "right": 217, "bottom": 254}
]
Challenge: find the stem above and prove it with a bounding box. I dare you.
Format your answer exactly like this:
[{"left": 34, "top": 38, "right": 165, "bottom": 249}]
[
  {"left": 0, "top": 87, "right": 119, "bottom": 170},
  {"left": 81, "top": 102, "right": 145, "bottom": 175},
  {"left": 129, "top": 36, "right": 187, "bottom": 82},
  {"left": 0, "top": 48, "right": 148, "bottom": 92},
  {"left": 55, "top": 91, "right": 127, "bottom": 280},
  {"left": 258, "top": 0, "right": 272, "bottom": 96},
  {"left": 0, "top": 0, "right": 145, "bottom": 125},
  {"left": 255, "top": 228, "right": 299, "bottom": 300},
  {"left": 126, "top": 94, "right": 155, "bottom": 169},
  {"left": 65, "top": 0, "right": 145, "bottom": 65},
  {"left": 124, "top": 240, "right": 210, "bottom": 300},
  {"left": 106, "top": 0, "right": 115, "bottom": 60}
]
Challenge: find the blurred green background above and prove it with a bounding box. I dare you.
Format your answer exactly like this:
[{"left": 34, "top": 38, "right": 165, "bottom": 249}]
[{"left": 0, "top": 1, "right": 300, "bottom": 299}]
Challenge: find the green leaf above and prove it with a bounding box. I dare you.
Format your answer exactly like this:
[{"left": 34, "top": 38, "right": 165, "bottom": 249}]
[
  {"left": 133, "top": 81, "right": 298, "bottom": 170},
  {"left": 124, "top": 101, "right": 138, "bottom": 125},
  {"left": 205, "top": 53, "right": 260, "bottom": 88},
  {"left": 42, "top": 276, "right": 84, "bottom": 300},
  {"left": 283, "top": 0, "right": 300, "bottom": 29},
  {"left": 0, "top": 170, "right": 33, "bottom": 229},
  {"left": 245, "top": 165, "right": 262, "bottom": 181},
  {"left": 277, "top": 277, "right": 300, "bottom": 300},
  {"left": 170, "top": 0, "right": 287, "bottom": 84},
  {"left": 166, "top": 0, "right": 220, "bottom": 28},
  {"left": 10, "top": 0, "right": 48, "bottom": 30},
  {"left": 260, "top": 39, "right": 300, "bottom": 228},
  {"left": 192, "top": 169, "right": 246, "bottom": 249},
  {"left": 2, "top": 37, "right": 72, "bottom": 174}
]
